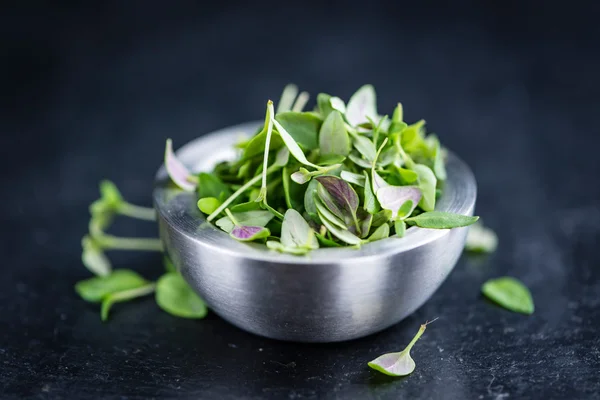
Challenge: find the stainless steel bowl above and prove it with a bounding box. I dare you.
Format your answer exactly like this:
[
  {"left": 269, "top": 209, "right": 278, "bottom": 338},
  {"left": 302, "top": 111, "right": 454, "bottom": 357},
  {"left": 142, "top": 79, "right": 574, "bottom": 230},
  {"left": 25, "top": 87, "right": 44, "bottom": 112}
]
[{"left": 154, "top": 121, "right": 477, "bottom": 343}]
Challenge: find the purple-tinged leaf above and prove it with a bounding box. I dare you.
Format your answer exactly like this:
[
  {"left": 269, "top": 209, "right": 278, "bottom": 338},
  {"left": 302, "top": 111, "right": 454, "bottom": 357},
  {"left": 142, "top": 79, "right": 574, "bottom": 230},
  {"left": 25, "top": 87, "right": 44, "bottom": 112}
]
[
  {"left": 346, "top": 85, "right": 378, "bottom": 127},
  {"left": 376, "top": 186, "right": 421, "bottom": 219},
  {"left": 371, "top": 170, "right": 390, "bottom": 194},
  {"left": 230, "top": 226, "right": 270, "bottom": 242},
  {"left": 315, "top": 176, "right": 359, "bottom": 218},
  {"left": 164, "top": 139, "right": 197, "bottom": 191}
]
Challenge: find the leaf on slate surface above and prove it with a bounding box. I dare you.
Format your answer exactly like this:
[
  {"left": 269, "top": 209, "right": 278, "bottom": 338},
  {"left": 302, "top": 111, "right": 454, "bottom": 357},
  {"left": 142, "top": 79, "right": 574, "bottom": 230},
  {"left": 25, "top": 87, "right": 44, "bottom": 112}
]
[
  {"left": 368, "top": 321, "right": 433, "bottom": 376},
  {"left": 156, "top": 273, "right": 208, "bottom": 319},
  {"left": 465, "top": 221, "right": 498, "bottom": 253},
  {"left": 81, "top": 235, "right": 112, "bottom": 277},
  {"left": 101, "top": 283, "right": 156, "bottom": 322},
  {"left": 75, "top": 269, "right": 149, "bottom": 302},
  {"left": 481, "top": 277, "right": 534, "bottom": 315}
]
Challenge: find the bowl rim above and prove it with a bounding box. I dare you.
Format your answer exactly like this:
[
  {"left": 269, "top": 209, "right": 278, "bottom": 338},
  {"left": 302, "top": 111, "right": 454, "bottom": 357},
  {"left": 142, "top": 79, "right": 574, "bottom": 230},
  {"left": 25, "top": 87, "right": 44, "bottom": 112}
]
[{"left": 153, "top": 120, "right": 477, "bottom": 264}]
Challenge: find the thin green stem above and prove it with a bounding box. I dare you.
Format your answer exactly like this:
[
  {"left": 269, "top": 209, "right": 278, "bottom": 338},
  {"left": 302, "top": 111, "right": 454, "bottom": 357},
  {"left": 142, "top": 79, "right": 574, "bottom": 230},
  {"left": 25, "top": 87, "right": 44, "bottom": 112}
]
[
  {"left": 224, "top": 208, "right": 240, "bottom": 226},
  {"left": 282, "top": 167, "right": 293, "bottom": 209},
  {"left": 207, "top": 174, "right": 263, "bottom": 222},
  {"left": 257, "top": 101, "right": 274, "bottom": 202},
  {"left": 394, "top": 134, "right": 415, "bottom": 169},
  {"left": 118, "top": 203, "right": 156, "bottom": 221},
  {"left": 99, "top": 234, "right": 163, "bottom": 252}
]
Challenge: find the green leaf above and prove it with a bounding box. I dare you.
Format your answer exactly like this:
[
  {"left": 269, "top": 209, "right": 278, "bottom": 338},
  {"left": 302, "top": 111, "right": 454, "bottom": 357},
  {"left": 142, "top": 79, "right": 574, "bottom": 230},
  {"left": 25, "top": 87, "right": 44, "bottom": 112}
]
[
  {"left": 275, "top": 111, "right": 321, "bottom": 150},
  {"left": 317, "top": 209, "right": 362, "bottom": 246},
  {"left": 481, "top": 277, "right": 534, "bottom": 315},
  {"left": 340, "top": 170, "right": 365, "bottom": 187},
  {"left": 282, "top": 166, "right": 293, "bottom": 209},
  {"left": 314, "top": 196, "right": 347, "bottom": 229},
  {"left": 215, "top": 210, "right": 274, "bottom": 233},
  {"left": 319, "top": 110, "right": 350, "bottom": 157},
  {"left": 401, "top": 120, "right": 428, "bottom": 154},
  {"left": 315, "top": 232, "right": 343, "bottom": 247},
  {"left": 368, "top": 321, "right": 432, "bottom": 376},
  {"left": 395, "top": 220, "right": 406, "bottom": 237},
  {"left": 358, "top": 209, "right": 373, "bottom": 239},
  {"left": 280, "top": 209, "right": 318, "bottom": 249},
  {"left": 304, "top": 178, "right": 320, "bottom": 222},
  {"left": 163, "top": 256, "right": 176, "bottom": 272},
  {"left": 317, "top": 93, "right": 334, "bottom": 119},
  {"left": 465, "top": 221, "right": 498, "bottom": 253},
  {"left": 277, "top": 83, "right": 299, "bottom": 113},
  {"left": 156, "top": 273, "right": 208, "bottom": 319},
  {"left": 319, "top": 153, "right": 347, "bottom": 166},
  {"left": 363, "top": 172, "right": 379, "bottom": 214},
  {"left": 395, "top": 167, "right": 419, "bottom": 184},
  {"left": 75, "top": 269, "right": 149, "bottom": 303},
  {"left": 242, "top": 127, "right": 284, "bottom": 160},
  {"left": 346, "top": 153, "right": 370, "bottom": 169},
  {"left": 352, "top": 135, "right": 377, "bottom": 161},
  {"left": 346, "top": 84, "right": 377, "bottom": 127},
  {"left": 368, "top": 223, "right": 389, "bottom": 242},
  {"left": 272, "top": 113, "right": 320, "bottom": 169},
  {"left": 230, "top": 201, "right": 262, "bottom": 212},
  {"left": 412, "top": 164, "right": 437, "bottom": 211},
  {"left": 81, "top": 235, "right": 112, "bottom": 276},
  {"left": 266, "top": 241, "right": 310, "bottom": 255},
  {"left": 405, "top": 211, "right": 479, "bottom": 229},
  {"left": 99, "top": 180, "right": 123, "bottom": 208},
  {"left": 197, "top": 173, "right": 231, "bottom": 201},
  {"left": 101, "top": 283, "right": 156, "bottom": 322},
  {"left": 429, "top": 135, "right": 447, "bottom": 181},
  {"left": 371, "top": 209, "right": 392, "bottom": 227},
  {"left": 197, "top": 197, "right": 222, "bottom": 215}
]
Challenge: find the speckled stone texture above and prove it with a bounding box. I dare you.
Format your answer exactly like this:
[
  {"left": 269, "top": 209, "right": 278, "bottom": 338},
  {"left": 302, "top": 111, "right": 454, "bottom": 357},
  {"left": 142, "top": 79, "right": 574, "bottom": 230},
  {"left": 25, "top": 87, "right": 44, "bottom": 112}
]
[{"left": 1, "top": 1, "right": 599, "bottom": 399}]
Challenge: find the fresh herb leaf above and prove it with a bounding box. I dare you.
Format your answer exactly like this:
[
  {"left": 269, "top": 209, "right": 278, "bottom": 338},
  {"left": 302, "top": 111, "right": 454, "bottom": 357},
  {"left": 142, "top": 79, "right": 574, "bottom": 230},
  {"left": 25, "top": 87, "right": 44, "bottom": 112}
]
[
  {"left": 197, "top": 173, "right": 231, "bottom": 201},
  {"left": 230, "top": 225, "right": 271, "bottom": 241},
  {"left": 81, "top": 235, "right": 112, "bottom": 276},
  {"left": 155, "top": 273, "right": 208, "bottom": 319},
  {"left": 368, "top": 320, "right": 435, "bottom": 376},
  {"left": 465, "top": 221, "right": 498, "bottom": 253},
  {"left": 376, "top": 186, "right": 421, "bottom": 220},
  {"left": 319, "top": 110, "right": 350, "bottom": 157},
  {"left": 405, "top": 211, "right": 479, "bottom": 229},
  {"left": 317, "top": 208, "right": 362, "bottom": 246},
  {"left": 340, "top": 170, "right": 366, "bottom": 187},
  {"left": 352, "top": 135, "right": 377, "bottom": 161},
  {"left": 197, "top": 197, "right": 222, "bottom": 215},
  {"left": 346, "top": 84, "right": 378, "bottom": 127},
  {"left": 363, "top": 172, "right": 379, "bottom": 214},
  {"left": 303, "top": 178, "right": 320, "bottom": 222},
  {"left": 371, "top": 209, "right": 393, "bottom": 227},
  {"left": 317, "top": 93, "right": 334, "bottom": 118},
  {"left": 101, "top": 283, "right": 156, "bottom": 322},
  {"left": 277, "top": 83, "right": 299, "bottom": 113},
  {"left": 215, "top": 210, "right": 274, "bottom": 233},
  {"left": 395, "top": 220, "right": 406, "bottom": 237},
  {"left": 75, "top": 269, "right": 149, "bottom": 302},
  {"left": 314, "top": 196, "right": 347, "bottom": 229},
  {"left": 275, "top": 111, "right": 321, "bottom": 150},
  {"left": 428, "top": 134, "right": 447, "bottom": 181},
  {"left": 164, "top": 139, "right": 198, "bottom": 191},
  {"left": 368, "top": 222, "right": 389, "bottom": 242},
  {"left": 412, "top": 164, "right": 437, "bottom": 211},
  {"left": 279, "top": 209, "right": 318, "bottom": 250},
  {"left": 481, "top": 277, "right": 534, "bottom": 315}
]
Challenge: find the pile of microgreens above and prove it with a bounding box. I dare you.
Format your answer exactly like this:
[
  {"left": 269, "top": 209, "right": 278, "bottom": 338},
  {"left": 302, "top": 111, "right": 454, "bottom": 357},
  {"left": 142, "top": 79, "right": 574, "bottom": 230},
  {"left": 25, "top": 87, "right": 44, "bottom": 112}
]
[
  {"left": 75, "top": 84, "right": 534, "bottom": 378},
  {"left": 166, "top": 84, "right": 479, "bottom": 253}
]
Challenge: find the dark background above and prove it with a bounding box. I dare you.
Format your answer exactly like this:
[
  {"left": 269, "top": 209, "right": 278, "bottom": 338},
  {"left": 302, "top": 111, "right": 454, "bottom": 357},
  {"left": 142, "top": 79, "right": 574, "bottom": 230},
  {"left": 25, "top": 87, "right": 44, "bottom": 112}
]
[{"left": 1, "top": 1, "right": 599, "bottom": 399}]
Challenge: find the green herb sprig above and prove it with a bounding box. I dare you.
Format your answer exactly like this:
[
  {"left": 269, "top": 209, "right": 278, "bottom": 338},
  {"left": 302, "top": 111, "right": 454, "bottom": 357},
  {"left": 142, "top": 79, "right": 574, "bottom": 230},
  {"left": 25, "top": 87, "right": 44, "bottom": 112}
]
[{"left": 166, "top": 84, "right": 478, "bottom": 253}]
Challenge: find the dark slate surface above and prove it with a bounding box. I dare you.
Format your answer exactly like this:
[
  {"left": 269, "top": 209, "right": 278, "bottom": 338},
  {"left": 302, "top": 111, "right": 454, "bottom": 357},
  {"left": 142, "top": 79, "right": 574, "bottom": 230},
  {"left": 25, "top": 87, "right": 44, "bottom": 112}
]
[{"left": 1, "top": 1, "right": 599, "bottom": 399}]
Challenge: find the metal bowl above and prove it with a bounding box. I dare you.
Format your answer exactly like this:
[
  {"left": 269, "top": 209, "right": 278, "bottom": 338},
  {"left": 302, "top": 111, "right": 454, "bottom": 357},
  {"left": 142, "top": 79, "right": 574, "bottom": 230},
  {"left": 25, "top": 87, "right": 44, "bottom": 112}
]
[{"left": 154, "top": 121, "right": 477, "bottom": 343}]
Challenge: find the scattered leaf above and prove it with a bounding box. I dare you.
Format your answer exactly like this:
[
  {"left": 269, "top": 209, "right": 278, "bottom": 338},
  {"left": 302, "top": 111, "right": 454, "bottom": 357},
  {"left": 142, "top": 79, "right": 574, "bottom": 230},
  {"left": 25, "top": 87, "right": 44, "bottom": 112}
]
[
  {"left": 156, "top": 273, "right": 208, "bottom": 318},
  {"left": 101, "top": 283, "right": 156, "bottom": 322},
  {"left": 75, "top": 269, "right": 149, "bottom": 302},
  {"left": 465, "top": 221, "right": 498, "bottom": 253},
  {"left": 481, "top": 277, "right": 534, "bottom": 315}
]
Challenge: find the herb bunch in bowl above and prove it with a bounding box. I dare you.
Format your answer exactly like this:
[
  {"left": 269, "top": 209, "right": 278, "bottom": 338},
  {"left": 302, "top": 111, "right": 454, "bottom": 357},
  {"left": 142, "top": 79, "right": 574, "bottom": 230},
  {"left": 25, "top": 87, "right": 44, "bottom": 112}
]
[{"left": 166, "top": 84, "right": 478, "bottom": 255}]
